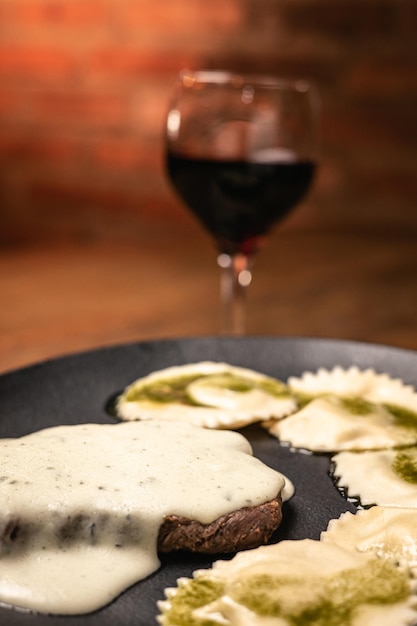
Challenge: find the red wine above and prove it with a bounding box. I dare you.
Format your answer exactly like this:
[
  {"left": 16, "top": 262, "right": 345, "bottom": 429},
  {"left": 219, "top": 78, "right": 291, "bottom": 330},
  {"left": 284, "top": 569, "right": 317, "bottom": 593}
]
[{"left": 166, "top": 152, "right": 316, "bottom": 255}]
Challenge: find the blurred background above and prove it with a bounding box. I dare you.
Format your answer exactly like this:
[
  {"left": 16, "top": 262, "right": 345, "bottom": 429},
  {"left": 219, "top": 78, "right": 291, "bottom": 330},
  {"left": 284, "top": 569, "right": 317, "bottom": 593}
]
[{"left": 0, "top": 0, "right": 416, "bottom": 371}]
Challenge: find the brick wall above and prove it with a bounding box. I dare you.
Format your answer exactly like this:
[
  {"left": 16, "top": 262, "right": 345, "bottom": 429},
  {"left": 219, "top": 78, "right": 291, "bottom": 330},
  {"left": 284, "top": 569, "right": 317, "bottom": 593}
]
[{"left": 0, "top": 0, "right": 416, "bottom": 244}]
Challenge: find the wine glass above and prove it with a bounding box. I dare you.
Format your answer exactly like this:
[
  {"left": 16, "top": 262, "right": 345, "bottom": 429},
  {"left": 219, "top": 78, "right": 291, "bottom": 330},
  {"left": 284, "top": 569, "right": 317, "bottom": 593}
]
[{"left": 165, "top": 70, "right": 319, "bottom": 335}]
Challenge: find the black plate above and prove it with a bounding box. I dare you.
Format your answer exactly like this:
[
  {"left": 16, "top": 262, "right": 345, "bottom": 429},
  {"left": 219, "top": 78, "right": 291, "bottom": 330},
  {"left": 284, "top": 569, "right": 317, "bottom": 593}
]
[{"left": 1, "top": 336, "right": 417, "bottom": 625}]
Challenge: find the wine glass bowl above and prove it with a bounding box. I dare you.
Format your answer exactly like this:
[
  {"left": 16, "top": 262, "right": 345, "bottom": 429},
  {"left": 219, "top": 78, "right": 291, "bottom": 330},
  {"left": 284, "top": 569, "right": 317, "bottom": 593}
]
[{"left": 165, "top": 70, "right": 319, "bottom": 334}]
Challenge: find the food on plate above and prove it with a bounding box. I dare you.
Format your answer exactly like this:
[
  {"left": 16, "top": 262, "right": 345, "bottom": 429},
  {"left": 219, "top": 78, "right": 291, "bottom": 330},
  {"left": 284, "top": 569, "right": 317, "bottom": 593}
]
[
  {"left": 4, "top": 354, "right": 417, "bottom": 622},
  {"left": 321, "top": 507, "right": 417, "bottom": 574},
  {"left": 116, "top": 361, "right": 296, "bottom": 429},
  {"left": 0, "top": 420, "right": 292, "bottom": 615},
  {"left": 288, "top": 365, "right": 415, "bottom": 404},
  {"left": 331, "top": 447, "right": 417, "bottom": 508},
  {"left": 158, "top": 496, "right": 284, "bottom": 555},
  {"left": 157, "top": 538, "right": 417, "bottom": 626},
  {"left": 266, "top": 366, "right": 417, "bottom": 452}
]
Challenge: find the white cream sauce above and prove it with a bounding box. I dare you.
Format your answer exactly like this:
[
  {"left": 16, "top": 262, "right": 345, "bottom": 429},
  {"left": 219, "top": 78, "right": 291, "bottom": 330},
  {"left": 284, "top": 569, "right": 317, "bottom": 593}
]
[{"left": 0, "top": 420, "right": 290, "bottom": 615}]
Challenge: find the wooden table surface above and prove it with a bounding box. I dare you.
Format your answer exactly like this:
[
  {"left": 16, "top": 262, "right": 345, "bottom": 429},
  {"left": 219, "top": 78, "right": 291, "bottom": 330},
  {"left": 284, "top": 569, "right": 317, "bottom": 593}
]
[{"left": 1, "top": 217, "right": 416, "bottom": 375}]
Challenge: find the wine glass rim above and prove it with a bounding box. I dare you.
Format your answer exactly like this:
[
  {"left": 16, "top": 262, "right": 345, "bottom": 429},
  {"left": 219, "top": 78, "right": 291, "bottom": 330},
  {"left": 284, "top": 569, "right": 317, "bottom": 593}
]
[{"left": 178, "top": 69, "right": 315, "bottom": 92}]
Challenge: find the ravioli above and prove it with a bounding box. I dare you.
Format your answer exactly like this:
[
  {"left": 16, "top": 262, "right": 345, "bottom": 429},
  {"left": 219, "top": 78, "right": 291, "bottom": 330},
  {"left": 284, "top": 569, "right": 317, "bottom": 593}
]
[
  {"left": 322, "top": 507, "right": 417, "bottom": 574},
  {"left": 288, "top": 366, "right": 416, "bottom": 405},
  {"left": 116, "top": 361, "right": 296, "bottom": 429},
  {"left": 266, "top": 366, "right": 417, "bottom": 452},
  {"left": 157, "top": 538, "right": 417, "bottom": 626},
  {"left": 332, "top": 447, "right": 417, "bottom": 508}
]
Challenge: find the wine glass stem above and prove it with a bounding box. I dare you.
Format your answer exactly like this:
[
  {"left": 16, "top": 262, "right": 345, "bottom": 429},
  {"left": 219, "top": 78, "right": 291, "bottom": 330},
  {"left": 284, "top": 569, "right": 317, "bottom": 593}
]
[{"left": 217, "top": 253, "right": 253, "bottom": 335}]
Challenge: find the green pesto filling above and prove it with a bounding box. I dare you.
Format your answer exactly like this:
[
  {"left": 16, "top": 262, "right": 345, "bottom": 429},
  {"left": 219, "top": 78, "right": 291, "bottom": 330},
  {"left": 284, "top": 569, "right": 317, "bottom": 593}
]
[
  {"left": 125, "top": 374, "right": 202, "bottom": 406},
  {"left": 232, "top": 559, "right": 410, "bottom": 625},
  {"left": 193, "top": 373, "right": 288, "bottom": 397},
  {"left": 162, "top": 578, "right": 225, "bottom": 626},
  {"left": 384, "top": 403, "right": 417, "bottom": 431},
  {"left": 294, "top": 393, "right": 376, "bottom": 415},
  {"left": 124, "top": 372, "right": 289, "bottom": 407},
  {"left": 294, "top": 392, "right": 417, "bottom": 431},
  {"left": 392, "top": 448, "right": 417, "bottom": 484},
  {"left": 291, "top": 391, "right": 314, "bottom": 409},
  {"left": 162, "top": 558, "right": 411, "bottom": 626},
  {"left": 339, "top": 396, "right": 374, "bottom": 415}
]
